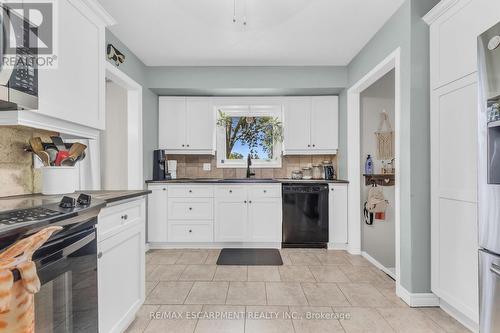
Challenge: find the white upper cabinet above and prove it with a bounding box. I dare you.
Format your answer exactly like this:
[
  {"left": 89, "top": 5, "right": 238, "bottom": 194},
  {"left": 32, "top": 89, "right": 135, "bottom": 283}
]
[
  {"left": 283, "top": 97, "right": 311, "bottom": 151},
  {"left": 283, "top": 96, "right": 338, "bottom": 155},
  {"left": 311, "top": 96, "right": 339, "bottom": 151},
  {"left": 428, "top": 0, "right": 500, "bottom": 89},
  {"left": 186, "top": 97, "right": 215, "bottom": 150},
  {"left": 39, "top": 0, "right": 109, "bottom": 129},
  {"left": 158, "top": 97, "right": 215, "bottom": 154},
  {"left": 159, "top": 97, "right": 186, "bottom": 150},
  {"left": 0, "top": 0, "right": 113, "bottom": 135}
]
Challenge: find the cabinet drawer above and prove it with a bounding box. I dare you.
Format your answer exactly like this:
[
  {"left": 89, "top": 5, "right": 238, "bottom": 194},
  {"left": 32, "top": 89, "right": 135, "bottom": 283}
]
[
  {"left": 168, "top": 198, "right": 214, "bottom": 220},
  {"left": 215, "top": 186, "right": 247, "bottom": 199},
  {"left": 248, "top": 185, "right": 281, "bottom": 199},
  {"left": 168, "top": 221, "right": 214, "bottom": 242},
  {"left": 98, "top": 199, "right": 144, "bottom": 239},
  {"left": 168, "top": 185, "right": 214, "bottom": 198}
]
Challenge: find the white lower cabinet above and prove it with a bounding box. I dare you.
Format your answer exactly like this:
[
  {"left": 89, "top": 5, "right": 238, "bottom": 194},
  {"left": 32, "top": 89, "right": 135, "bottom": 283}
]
[
  {"left": 168, "top": 221, "right": 214, "bottom": 242},
  {"left": 215, "top": 185, "right": 282, "bottom": 243},
  {"left": 329, "top": 183, "right": 348, "bottom": 247},
  {"left": 98, "top": 198, "right": 146, "bottom": 333},
  {"left": 215, "top": 197, "right": 248, "bottom": 242},
  {"left": 248, "top": 198, "right": 282, "bottom": 242},
  {"left": 147, "top": 183, "right": 283, "bottom": 245},
  {"left": 147, "top": 185, "right": 168, "bottom": 243}
]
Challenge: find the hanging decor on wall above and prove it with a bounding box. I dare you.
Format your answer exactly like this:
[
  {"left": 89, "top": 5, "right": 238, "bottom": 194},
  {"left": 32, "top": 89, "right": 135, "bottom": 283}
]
[
  {"left": 375, "top": 110, "right": 394, "bottom": 160},
  {"left": 107, "top": 44, "right": 125, "bottom": 66}
]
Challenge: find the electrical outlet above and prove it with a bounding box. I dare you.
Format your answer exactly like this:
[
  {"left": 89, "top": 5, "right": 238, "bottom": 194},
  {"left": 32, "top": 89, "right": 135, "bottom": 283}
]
[{"left": 203, "top": 163, "right": 211, "bottom": 171}]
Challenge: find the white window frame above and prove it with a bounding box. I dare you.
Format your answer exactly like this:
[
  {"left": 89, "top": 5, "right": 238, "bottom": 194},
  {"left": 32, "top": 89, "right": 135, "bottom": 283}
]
[{"left": 216, "top": 104, "right": 283, "bottom": 168}]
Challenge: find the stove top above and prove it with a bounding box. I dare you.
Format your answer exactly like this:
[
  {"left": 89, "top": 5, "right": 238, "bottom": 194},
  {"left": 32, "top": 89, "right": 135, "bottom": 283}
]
[{"left": 0, "top": 207, "right": 64, "bottom": 225}]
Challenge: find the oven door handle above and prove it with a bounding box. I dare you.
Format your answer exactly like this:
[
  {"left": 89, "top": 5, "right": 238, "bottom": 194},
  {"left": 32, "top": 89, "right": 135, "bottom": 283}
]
[{"left": 36, "top": 231, "right": 96, "bottom": 273}]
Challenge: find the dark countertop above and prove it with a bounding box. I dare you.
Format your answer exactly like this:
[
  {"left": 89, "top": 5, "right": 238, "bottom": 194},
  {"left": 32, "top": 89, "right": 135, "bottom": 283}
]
[
  {"left": 146, "top": 178, "right": 349, "bottom": 185},
  {"left": 0, "top": 190, "right": 151, "bottom": 214}
]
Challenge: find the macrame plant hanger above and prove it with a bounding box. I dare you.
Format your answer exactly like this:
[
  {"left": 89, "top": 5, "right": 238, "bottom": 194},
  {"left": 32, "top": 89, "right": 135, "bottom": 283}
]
[{"left": 375, "top": 110, "right": 394, "bottom": 160}]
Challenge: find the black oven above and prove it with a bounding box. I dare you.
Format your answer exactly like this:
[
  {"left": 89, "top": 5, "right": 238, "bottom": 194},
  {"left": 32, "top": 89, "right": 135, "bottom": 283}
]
[
  {"left": 0, "top": 3, "right": 39, "bottom": 110},
  {"left": 33, "top": 224, "right": 98, "bottom": 333}
]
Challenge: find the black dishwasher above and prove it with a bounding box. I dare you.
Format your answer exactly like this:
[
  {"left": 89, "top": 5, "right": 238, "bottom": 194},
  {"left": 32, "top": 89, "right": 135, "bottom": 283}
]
[{"left": 282, "top": 183, "right": 329, "bottom": 248}]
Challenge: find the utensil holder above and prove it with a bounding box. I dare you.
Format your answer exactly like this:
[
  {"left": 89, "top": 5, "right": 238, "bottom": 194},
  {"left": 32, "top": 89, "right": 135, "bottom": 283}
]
[{"left": 41, "top": 167, "right": 77, "bottom": 195}]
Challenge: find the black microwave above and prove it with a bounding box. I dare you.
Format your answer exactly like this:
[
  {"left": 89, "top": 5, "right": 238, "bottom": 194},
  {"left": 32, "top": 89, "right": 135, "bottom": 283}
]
[{"left": 0, "top": 4, "right": 38, "bottom": 110}]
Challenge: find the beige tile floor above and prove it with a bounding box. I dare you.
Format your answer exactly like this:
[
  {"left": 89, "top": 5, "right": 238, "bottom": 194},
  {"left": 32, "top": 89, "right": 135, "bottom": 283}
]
[{"left": 126, "top": 248, "right": 471, "bottom": 333}]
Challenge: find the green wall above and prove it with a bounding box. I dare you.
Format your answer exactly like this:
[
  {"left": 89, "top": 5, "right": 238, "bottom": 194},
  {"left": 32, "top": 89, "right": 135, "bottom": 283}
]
[
  {"left": 105, "top": 30, "right": 158, "bottom": 184},
  {"left": 342, "top": 0, "right": 438, "bottom": 293}
]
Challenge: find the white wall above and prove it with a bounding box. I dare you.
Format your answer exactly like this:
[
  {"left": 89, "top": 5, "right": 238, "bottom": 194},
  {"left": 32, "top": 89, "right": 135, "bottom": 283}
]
[
  {"left": 360, "top": 69, "right": 396, "bottom": 269},
  {"left": 101, "top": 81, "right": 128, "bottom": 190}
]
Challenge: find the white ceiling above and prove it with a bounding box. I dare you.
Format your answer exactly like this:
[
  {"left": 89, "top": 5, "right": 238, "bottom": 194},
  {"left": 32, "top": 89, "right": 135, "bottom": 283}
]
[{"left": 98, "top": 0, "right": 405, "bottom": 66}]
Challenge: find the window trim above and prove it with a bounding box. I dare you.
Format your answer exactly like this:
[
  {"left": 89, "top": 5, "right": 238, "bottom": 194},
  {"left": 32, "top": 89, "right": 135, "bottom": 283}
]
[{"left": 215, "top": 105, "right": 283, "bottom": 169}]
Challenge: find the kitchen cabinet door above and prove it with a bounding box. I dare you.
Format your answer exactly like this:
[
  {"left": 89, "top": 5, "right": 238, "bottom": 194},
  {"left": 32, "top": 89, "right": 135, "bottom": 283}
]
[
  {"left": 248, "top": 198, "right": 282, "bottom": 242},
  {"left": 215, "top": 195, "right": 248, "bottom": 242},
  {"left": 284, "top": 97, "right": 311, "bottom": 152},
  {"left": 311, "top": 96, "right": 338, "bottom": 151},
  {"left": 431, "top": 75, "right": 478, "bottom": 321},
  {"left": 38, "top": 0, "right": 105, "bottom": 129},
  {"left": 159, "top": 97, "right": 186, "bottom": 150},
  {"left": 186, "top": 97, "right": 215, "bottom": 151},
  {"left": 329, "top": 184, "right": 348, "bottom": 245},
  {"left": 147, "top": 186, "right": 168, "bottom": 243},
  {"left": 98, "top": 221, "right": 145, "bottom": 333}
]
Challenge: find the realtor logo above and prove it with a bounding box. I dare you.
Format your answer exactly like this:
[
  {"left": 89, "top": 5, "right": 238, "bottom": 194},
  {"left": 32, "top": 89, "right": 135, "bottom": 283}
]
[{"left": 1, "top": 0, "right": 58, "bottom": 68}]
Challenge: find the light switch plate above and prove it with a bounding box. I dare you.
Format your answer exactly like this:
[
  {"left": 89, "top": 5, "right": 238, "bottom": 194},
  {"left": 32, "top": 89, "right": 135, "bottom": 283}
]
[{"left": 203, "top": 163, "right": 211, "bottom": 171}]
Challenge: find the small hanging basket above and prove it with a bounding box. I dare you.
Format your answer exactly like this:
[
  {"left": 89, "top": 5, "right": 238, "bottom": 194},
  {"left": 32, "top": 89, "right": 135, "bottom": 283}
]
[{"left": 375, "top": 110, "right": 394, "bottom": 160}]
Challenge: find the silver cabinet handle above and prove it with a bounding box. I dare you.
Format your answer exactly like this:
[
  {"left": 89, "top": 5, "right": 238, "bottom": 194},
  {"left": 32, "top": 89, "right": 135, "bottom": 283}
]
[
  {"left": 491, "top": 263, "right": 500, "bottom": 276},
  {"left": 97, "top": 252, "right": 103, "bottom": 259}
]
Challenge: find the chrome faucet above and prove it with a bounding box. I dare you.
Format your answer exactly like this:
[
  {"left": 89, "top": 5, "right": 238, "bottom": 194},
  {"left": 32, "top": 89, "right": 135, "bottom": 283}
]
[{"left": 246, "top": 154, "right": 255, "bottom": 178}]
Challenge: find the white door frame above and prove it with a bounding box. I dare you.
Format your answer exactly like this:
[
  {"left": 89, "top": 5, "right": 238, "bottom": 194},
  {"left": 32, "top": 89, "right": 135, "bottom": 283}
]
[
  {"left": 105, "top": 62, "right": 143, "bottom": 190},
  {"left": 347, "top": 48, "right": 401, "bottom": 284}
]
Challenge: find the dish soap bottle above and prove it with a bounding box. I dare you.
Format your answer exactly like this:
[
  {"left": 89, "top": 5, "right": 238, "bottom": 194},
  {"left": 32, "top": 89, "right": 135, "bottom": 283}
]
[{"left": 365, "top": 155, "right": 374, "bottom": 175}]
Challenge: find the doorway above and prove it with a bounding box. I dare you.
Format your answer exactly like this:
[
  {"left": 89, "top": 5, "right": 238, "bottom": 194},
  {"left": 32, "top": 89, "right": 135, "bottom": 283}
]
[
  {"left": 347, "top": 48, "right": 401, "bottom": 286},
  {"left": 360, "top": 69, "right": 396, "bottom": 278},
  {"left": 102, "top": 62, "right": 143, "bottom": 190}
]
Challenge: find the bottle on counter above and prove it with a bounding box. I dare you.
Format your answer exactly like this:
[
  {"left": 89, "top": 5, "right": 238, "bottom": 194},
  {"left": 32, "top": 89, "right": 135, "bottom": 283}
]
[{"left": 365, "top": 155, "right": 374, "bottom": 175}]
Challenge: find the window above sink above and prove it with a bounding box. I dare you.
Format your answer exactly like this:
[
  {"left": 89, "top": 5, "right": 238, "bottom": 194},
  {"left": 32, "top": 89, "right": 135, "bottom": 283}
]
[{"left": 216, "top": 105, "right": 283, "bottom": 168}]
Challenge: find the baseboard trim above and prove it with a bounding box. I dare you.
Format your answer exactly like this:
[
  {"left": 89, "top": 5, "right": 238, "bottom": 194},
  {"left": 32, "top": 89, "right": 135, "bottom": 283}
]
[
  {"left": 148, "top": 242, "right": 282, "bottom": 249},
  {"left": 439, "top": 299, "right": 479, "bottom": 333},
  {"left": 361, "top": 251, "right": 396, "bottom": 279},
  {"left": 396, "top": 284, "right": 440, "bottom": 307},
  {"left": 328, "top": 243, "right": 348, "bottom": 250},
  {"left": 348, "top": 247, "right": 361, "bottom": 255}
]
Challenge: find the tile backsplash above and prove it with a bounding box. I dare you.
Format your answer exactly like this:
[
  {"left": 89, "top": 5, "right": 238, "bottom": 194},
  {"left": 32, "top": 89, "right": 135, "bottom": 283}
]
[
  {"left": 167, "top": 155, "right": 337, "bottom": 179},
  {"left": 0, "top": 126, "right": 57, "bottom": 197}
]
